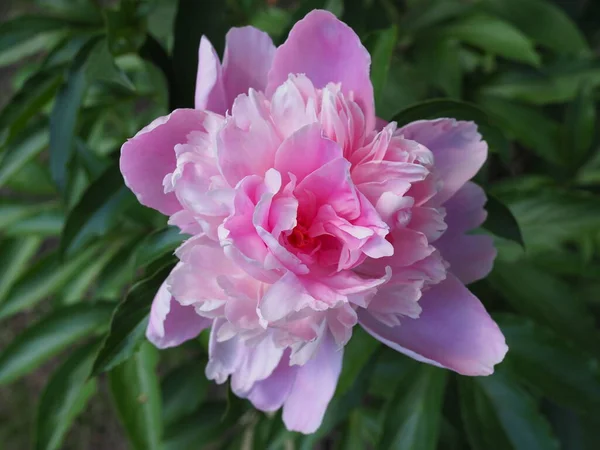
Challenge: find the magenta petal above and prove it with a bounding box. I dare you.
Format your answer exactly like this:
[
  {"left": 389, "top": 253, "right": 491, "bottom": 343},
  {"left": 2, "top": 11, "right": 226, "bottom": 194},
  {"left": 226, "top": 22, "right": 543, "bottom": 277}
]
[
  {"left": 436, "top": 234, "right": 497, "bottom": 285},
  {"left": 266, "top": 10, "right": 375, "bottom": 131},
  {"left": 120, "top": 109, "right": 207, "bottom": 215},
  {"left": 222, "top": 27, "right": 276, "bottom": 107},
  {"left": 247, "top": 353, "right": 298, "bottom": 412},
  {"left": 282, "top": 332, "right": 343, "bottom": 434},
  {"left": 146, "top": 280, "right": 212, "bottom": 349},
  {"left": 359, "top": 274, "right": 507, "bottom": 376},
  {"left": 442, "top": 182, "right": 487, "bottom": 236},
  {"left": 399, "top": 119, "right": 487, "bottom": 205},
  {"left": 274, "top": 123, "right": 342, "bottom": 182},
  {"left": 195, "top": 36, "right": 227, "bottom": 114}
]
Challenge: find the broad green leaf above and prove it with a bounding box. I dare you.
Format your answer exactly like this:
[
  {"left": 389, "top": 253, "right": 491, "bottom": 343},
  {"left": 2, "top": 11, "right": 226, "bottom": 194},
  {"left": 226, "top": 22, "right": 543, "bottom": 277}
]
[
  {"left": 402, "top": 0, "right": 474, "bottom": 32},
  {"left": 2, "top": 210, "right": 64, "bottom": 238},
  {"left": 503, "top": 188, "right": 600, "bottom": 252},
  {"left": 482, "top": 0, "right": 589, "bottom": 54},
  {"left": 0, "top": 15, "right": 69, "bottom": 67},
  {"left": 0, "top": 237, "right": 42, "bottom": 302},
  {"left": 50, "top": 38, "right": 98, "bottom": 195},
  {"left": 250, "top": 7, "right": 292, "bottom": 40},
  {"left": 35, "top": 0, "right": 103, "bottom": 24},
  {"left": 60, "top": 164, "right": 136, "bottom": 256},
  {"left": 378, "top": 365, "right": 447, "bottom": 450},
  {"left": 0, "top": 70, "right": 62, "bottom": 146},
  {"left": 0, "top": 303, "right": 112, "bottom": 385},
  {"left": 103, "top": 0, "right": 148, "bottom": 56},
  {"left": 497, "top": 315, "right": 600, "bottom": 413},
  {"left": 60, "top": 238, "right": 128, "bottom": 305},
  {"left": 92, "top": 264, "right": 173, "bottom": 375},
  {"left": 439, "top": 14, "right": 540, "bottom": 66},
  {"left": 336, "top": 327, "right": 380, "bottom": 396},
  {"left": 3, "top": 160, "right": 55, "bottom": 195},
  {"left": 133, "top": 226, "right": 186, "bottom": 270},
  {"left": 0, "top": 201, "right": 58, "bottom": 232},
  {"left": 377, "top": 59, "right": 429, "bottom": 120},
  {"left": 95, "top": 237, "right": 143, "bottom": 299},
  {"left": 459, "top": 371, "right": 559, "bottom": 450},
  {"left": 478, "top": 96, "right": 561, "bottom": 164},
  {"left": 392, "top": 99, "right": 509, "bottom": 161},
  {"left": 161, "top": 361, "right": 209, "bottom": 427},
  {"left": 163, "top": 401, "right": 229, "bottom": 450},
  {"left": 483, "top": 194, "right": 524, "bottom": 247},
  {"left": 85, "top": 39, "right": 136, "bottom": 90},
  {"left": 414, "top": 38, "right": 462, "bottom": 98},
  {"left": 367, "top": 26, "right": 398, "bottom": 108},
  {"left": 481, "top": 61, "right": 600, "bottom": 105},
  {"left": 562, "top": 81, "right": 596, "bottom": 170},
  {"left": 0, "top": 126, "right": 48, "bottom": 188},
  {"left": 0, "top": 243, "right": 102, "bottom": 320},
  {"left": 34, "top": 340, "right": 100, "bottom": 450},
  {"left": 489, "top": 261, "right": 599, "bottom": 353},
  {"left": 109, "top": 342, "right": 162, "bottom": 450}
]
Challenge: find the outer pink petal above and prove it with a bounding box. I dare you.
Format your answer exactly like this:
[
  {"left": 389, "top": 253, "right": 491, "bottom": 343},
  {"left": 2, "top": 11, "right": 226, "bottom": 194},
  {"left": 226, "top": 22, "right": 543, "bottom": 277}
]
[
  {"left": 274, "top": 123, "right": 342, "bottom": 182},
  {"left": 222, "top": 27, "right": 276, "bottom": 107},
  {"left": 399, "top": 119, "right": 487, "bottom": 205},
  {"left": 195, "top": 36, "right": 227, "bottom": 114},
  {"left": 266, "top": 10, "right": 375, "bottom": 131},
  {"left": 436, "top": 234, "right": 497, "bottom": 285},
  {"left": 282, "top": 332, "right": 343, "bottom": 433},
  {"left": 359, "top": 274, "right": 507, "bottom": 376},
  {"left": 146, "top": 280, "right": 212, "bottom": 349},
  {"left": 120, "top": 109, "right": 207, "bottom": 215},
  {"left": 247, "top": 354, "right": 298, "bottom": 412},
  {"left": 442, "top": 181, "right": 487, "bottom": 236}
]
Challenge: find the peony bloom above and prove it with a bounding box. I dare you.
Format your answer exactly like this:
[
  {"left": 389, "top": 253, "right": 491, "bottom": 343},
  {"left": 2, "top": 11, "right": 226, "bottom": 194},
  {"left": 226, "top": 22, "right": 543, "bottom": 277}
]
[{"left": 121, "top": 10, "right": 507, "bottom": 433}]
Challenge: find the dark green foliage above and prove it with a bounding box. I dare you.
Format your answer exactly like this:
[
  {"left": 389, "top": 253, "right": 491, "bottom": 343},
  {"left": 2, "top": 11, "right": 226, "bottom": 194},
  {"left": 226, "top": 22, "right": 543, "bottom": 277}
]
[{"left": 1, "top": 0, "right": 600, "bottom": 449}]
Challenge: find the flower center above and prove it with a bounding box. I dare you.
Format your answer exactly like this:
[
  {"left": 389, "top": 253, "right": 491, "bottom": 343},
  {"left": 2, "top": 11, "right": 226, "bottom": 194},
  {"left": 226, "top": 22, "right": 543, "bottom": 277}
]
[{"left": 288, "top": 224, "right": 315, "bottom": 249}]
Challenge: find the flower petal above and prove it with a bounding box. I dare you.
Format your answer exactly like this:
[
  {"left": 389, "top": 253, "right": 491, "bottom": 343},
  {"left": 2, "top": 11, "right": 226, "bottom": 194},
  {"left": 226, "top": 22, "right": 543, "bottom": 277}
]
[
  {"left": 120, "top": 109, "right": 207, "bottom": 215},
  {"left": 399, "top": 119, "right": 487, "bottom": 205},
  {"left": 247, "top": 353, "right": 298, "bottom": 412},
  {"left": 222, "top": 26, "right": 276, "bottom": 107},
  {"left": 146, "top": 280, "right": 212, "bottom": 349},
  {"left": 282, "top": 332, "right": 343, "bottom": 433},
  {"left": 359, "top": 274, "right": 507, "bottom": 376},
  {"left": 195, "top": 36, "right": 227, "bottom": 114},
  {"left": 274, "top": 123, "right": 342, "bottom": 183},
  {"left": 266, "top": 10, "right": 375, "bottom": 131},
  {"left": 436, "top": 234, "right": 497, "bottom": 285}
]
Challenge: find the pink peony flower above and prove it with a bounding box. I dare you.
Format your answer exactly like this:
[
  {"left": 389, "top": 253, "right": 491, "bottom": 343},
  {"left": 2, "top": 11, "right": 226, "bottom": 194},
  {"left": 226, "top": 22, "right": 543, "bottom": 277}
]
[{"left": 120, "top": 10, "right": 507, "bottom": 433}]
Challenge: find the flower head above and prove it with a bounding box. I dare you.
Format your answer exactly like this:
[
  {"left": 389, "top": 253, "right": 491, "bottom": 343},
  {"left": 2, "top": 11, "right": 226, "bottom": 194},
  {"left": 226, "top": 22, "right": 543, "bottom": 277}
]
[{"left": 121, "top": 9, "right": 507, "bottom": 434}]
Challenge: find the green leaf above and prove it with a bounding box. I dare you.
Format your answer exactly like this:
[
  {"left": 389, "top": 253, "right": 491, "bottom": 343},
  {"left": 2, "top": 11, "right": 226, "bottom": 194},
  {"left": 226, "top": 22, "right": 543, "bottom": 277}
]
[
  {"left": 439, "top": 14, "right": 540, "bottom": 66},
  {"left": 161, "top": 361, "right": 209, "bottom": 427},
  {"left": 0, "top": 15, "right": 68, "bottom": 67},
  {"left": 0, "top": 236, "right": 42, "bottom": 303},
  {"left": 377, "top": 59, "right": 428, "bottom": 120},
  {"left": 103, "top": 0, "right": 148, "bottom": 56},
  {"left": 133, "top": 226, "right": 186, "bottom": 270},
  {"left": 378, "top": 365, "right": 447, "bottom": 450},
  {"left": 49, "top": 38, "right": 98, "bottom": 195},
  {"left": 482, "top": 0, "right": 589, "bottom": 54},
  {"left": 483, "top": 194, "right": 524, "bottom": 247},
  {"left": 0, "top": 303, "right": 112, "bottom": 385},
  {"left": 414, "top": 38, "right": 462, "bottom": 98},
  {"left": 562, "top": 81, "right": 596, "bottom": 170},
  {"left": 402, "top": 0, "right": 474, "bottom": 32},
  {"left": 0, "top": 70, "right": 62, "bottom": 146},
  {"left": 3, "top": 160, "right": 55, "bottom": 195},
  {"left": 35, "top": 0, "right": 103, "bottom": 24},
  {"left": 0, "top": 126, "right": 48, "bottom": 188},
  {"left": 489, "top": 261, "right": 599, "bottom": 353},
  {"left": 34, "top": 340, "right": 100, "bottom": 450},
  {"left": 0, "top": 243, "right": 102, "bottom": 320},
  {"left": 61, "top": 164, "right": 136, "bottom": 256},
  {"left": 2, "top": 209, "right": 64, "bottom": 238},
  {"left": 92, "top": 264, "right": 172, "bottom": 375},
  {"left": 163, "top": 401, "right": 230, "bottom": 450},
  {"left": 85, "top": 39, "right": 136, "bottom": 90},
  {"left": 481, "top": 61, "right": 600, "bottom": 105},
  {"left": 0, "top": 201, "right": 57, "bottom": 231},
  {"left": 503, "top": 188, "right": 600, "bottom": 252},
  {"left": 460, "top": 371, "right": 559, "bottom": 450},
  {"left": 497, "top": 315, "right": 600, "bottom": 413},
  {"left": 478, "top": 96, "right": 562, "bottom": 164},
  {"left": 392, "top": 99, "right": 509, "bottom": 161},
  {"left": 367, "top": 26, "right": 398, "bottom": 109},
  {"left": 108, "top": 342, "right": 162, "bottom": 450},
  {"left": 336, "top": 327, "right": 380, "bottom": 396}
]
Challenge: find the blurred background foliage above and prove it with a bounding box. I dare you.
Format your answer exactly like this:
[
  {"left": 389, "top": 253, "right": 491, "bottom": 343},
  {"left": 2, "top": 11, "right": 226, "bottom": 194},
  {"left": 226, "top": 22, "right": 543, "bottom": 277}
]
[{"left": 1, "top": 0, "right": 600, "bottom": 449}]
